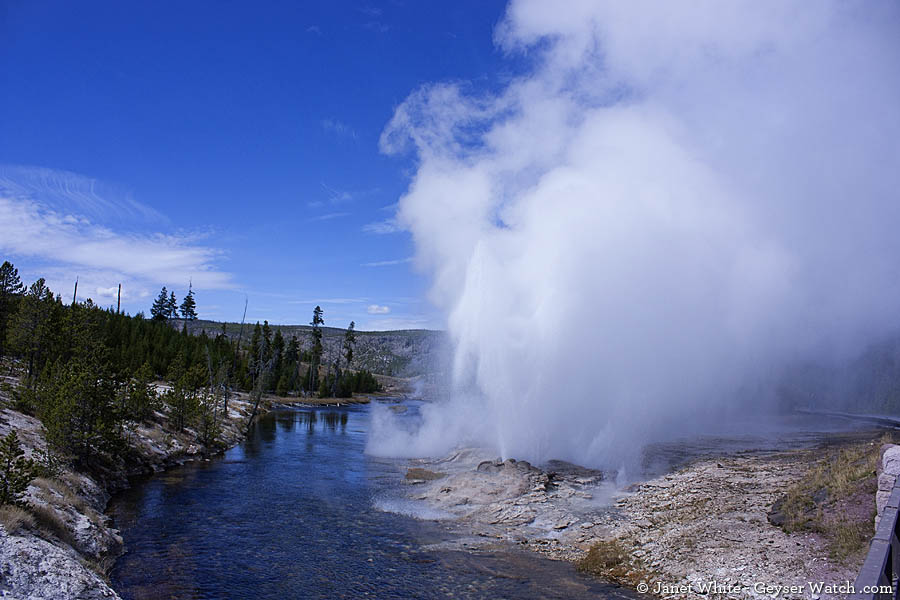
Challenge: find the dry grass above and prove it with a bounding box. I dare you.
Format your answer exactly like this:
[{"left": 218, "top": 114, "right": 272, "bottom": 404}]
[
  {"left": 63, "top": 489, "right": 91, "bottom": 513},
  {"left": 405, "top": 468, "right": 446, "bottom": 481},
  {"left": 80, "top": 554, "right": 117, "bottom": 576},
  {"left": 28, "top": 504, "right": 77, "bottom": 549},
  {"left": 84, "top": 506, "right": 104, "bottom": 529},
  {"left": 576, "top": 538, "right": 650, "bottom": 586},
  {"left": 60, "top": 471, "right": 87, "bottom": 493},
  {"left": 0, "top": 505, "right": 35, "bottom": 534},
  {"left": 30, "top": 476, "right": 92, "bottom": 513}
]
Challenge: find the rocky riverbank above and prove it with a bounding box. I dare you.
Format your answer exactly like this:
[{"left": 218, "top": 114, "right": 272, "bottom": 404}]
[
  {"left": 0, "top": 387, "right": 266, "bottom": 600},
  {"left": 403, "top": 434, "right": 881, "bottom": 600}
]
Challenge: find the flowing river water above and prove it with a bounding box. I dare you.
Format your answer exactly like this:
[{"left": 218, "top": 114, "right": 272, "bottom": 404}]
[{"left": 107, "top": 403, "right": 639, "bottom": 600}]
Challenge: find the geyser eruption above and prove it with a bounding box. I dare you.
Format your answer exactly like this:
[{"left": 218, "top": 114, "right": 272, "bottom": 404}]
[{"left": 369, "top": 0, "right": 900, "bottom": 469}]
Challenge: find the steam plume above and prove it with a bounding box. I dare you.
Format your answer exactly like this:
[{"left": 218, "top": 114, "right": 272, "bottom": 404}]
[{"left": 369, "top": 0, "right": 900, "bottom": 469}]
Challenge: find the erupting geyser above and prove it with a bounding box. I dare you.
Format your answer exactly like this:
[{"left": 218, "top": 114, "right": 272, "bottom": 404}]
[{"left": 367, "top": 0, "right": 900, "bottom": 470}]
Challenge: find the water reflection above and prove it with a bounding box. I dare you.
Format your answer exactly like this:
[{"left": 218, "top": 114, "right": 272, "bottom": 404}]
[
  {"left": 275, "top": 411, "right": 295, "bottom": 433},
  {"left": 108, "top": 406, "right": 636, "bottom": 600}
]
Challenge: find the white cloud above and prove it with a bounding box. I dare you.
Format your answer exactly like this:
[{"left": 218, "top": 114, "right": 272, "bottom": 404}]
[
  {"left": 95, "top": 286, "right": 123, "bottom": 299},
  {"left": 367, "top": 304, "right": 390, "bottom": 315}
]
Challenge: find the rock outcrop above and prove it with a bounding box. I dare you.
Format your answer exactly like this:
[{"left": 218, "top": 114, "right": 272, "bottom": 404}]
[
  {"left": 875, "top": 444, "right": 900, "bottom": 530},
  {"left": 0, "top": 530, "right": 119, "bottom": 600},
  {"left": 0, "top": 391, "right": 264, "bottom": 600}
]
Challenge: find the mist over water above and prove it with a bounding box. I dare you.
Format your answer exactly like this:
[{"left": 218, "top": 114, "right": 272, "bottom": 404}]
[{"left": 367, "top": 1, "right": 900, "bottom": 470}]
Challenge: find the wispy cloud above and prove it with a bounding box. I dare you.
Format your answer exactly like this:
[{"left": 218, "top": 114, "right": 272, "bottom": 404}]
[
  {"left": 288, "top": 297, "right": 369, "bottom": 305},
  {"left": 362, "top": 21, "right": 389, "bottom": 34},
  {"left": 321, "top": 118, "right": 358, "bottom": 140},
  {"left": 0, "top": 165, "right": 166, "bottom": 225},
  {"left": 361, "top": 257, "right": 412, "bottom": 267},
  {"left": 0, "top": 167, "right": 235, "bottom": 303},
  {"left": 306, "top": 25, "right": 322, "bottom": 35},
  {"left": 367, "top": 304, "right": 390, "bottom": 314},
  {"left": 358, "top": 6, "right": 382, "bottom": 18},
  {"left": 321, "top": 182, "right": 354, "bottom": 204},
  {"left": 364, "top": 316, "right": 440, "bottom": 331},
  {"left": 307, "top": 211, "right": 351, "bottom": 222},
  {"left": 362, "top": 217, "right": 401, "bottom": 234}
]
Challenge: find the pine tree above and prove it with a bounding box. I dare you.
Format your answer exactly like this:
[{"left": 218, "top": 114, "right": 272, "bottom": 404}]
[
  {"left": 343, "top": 321, "right": 356, "bottom": 367},
  {"left": 195, "top": 388, "right": 221, "bottom": 448},
  {"left": 38, "top": 349, "right": 122, "bottom": 469},
  {"left": 125, "top": 362, "right": 158, "bottom": 422},
  {"left": 151, "top": 287, "right": 169, "bottom": 321},
  {"left": 262, "top": 321, "right": 273, "bottom": 362},
  {"left": 284, "top": 336, "right": 300, "bottom": 392},
  {"left": 308, "top": 306, "right": 324, "bottom": 393},
  {"left": 275, "top": 371, "right": 291, "bottom": 397},
  {"left": 0, "top": 430, "right": 35, "bottom": 507},
  {"left": 179, "top": 285, "right": 198, "bottom": 321},
  {"left": 167, "top": 291, "right": 178, "bottom": 319},
  {"left": 248, "top": 322, "right": 262, "bottom": 385},
  {"left": 0, "top": 261, "right": 25, "bottom": 357},
  {"left": 0, "top": 261, "right": 24, "bottom": 297},
  {"left": 272, "top": 330, "right": 284, "bottom": 378},
  {"left": 7, "top": 278, "right": 56, "bottom": 382},
  {"left": 165, "top": 358, "right": 204, "bottom": 431}
]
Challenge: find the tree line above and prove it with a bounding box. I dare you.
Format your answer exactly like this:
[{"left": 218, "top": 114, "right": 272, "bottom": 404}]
[{"left": 0, "top": 259, "right": 380, "bottom": 489}]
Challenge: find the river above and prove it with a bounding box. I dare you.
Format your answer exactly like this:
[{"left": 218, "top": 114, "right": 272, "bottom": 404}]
[{"left": 107, "top": 402, "right": 638, "bottom": 599}]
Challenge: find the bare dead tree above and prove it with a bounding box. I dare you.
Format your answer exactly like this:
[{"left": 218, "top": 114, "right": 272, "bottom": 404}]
[
  {"left": 246, "top": 336, "right": 273, "bottom": 434},
  {"left": 227, "top": 296, "right": 248, "bottom": 412}
]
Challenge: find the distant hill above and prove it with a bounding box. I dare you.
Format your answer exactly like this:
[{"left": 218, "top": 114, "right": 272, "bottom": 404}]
[{"left": 183, "top": 319, "right": 447, "bottom": 378}]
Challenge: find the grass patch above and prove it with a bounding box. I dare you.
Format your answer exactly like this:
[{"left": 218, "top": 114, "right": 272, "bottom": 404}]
[
  {"left": 577, "top": 539, "right": 649, "bottom": 587},
  {"left": 0, "top": 505, "right": 35, "bottom": 534},
  {"left": 773, "top": 439, "right": 882, "bottom": 561},
  {"left": 828, "top": 518, "right": 871, "bottom": 561}
]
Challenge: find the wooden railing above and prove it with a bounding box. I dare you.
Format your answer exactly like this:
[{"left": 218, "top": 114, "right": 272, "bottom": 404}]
[{"left": 852, "top": 479, "right": 900, "bottom": 599}]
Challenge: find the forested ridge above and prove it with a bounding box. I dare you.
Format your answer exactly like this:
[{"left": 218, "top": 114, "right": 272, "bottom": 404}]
[{"left": 0, "top": 260, "right": 380, "bottom": 483}]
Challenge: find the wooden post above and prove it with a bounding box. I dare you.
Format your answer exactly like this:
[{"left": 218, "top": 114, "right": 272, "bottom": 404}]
[
  {"left": 116, "top": 283, "right": 121, "bottom": 314},
  {"left": 72, "top": 277, "right": 78, "bottom": 306}
]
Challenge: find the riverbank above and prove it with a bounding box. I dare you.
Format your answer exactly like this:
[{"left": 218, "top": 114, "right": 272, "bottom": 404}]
[
  {"left": 403, "top": 431, "right": 882, "bottom": 600},
  {"left": 0, "top": 380, "right": 267, "bottom": 600},
  {"left": 249, "top": 372, "right": 418, "bottom": 407},
  {"left": 271, "top": 393, "right": 372, "bottom": 406}
]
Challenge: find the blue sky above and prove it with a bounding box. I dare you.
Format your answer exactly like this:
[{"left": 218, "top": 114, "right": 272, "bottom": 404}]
[{"left": 0, "top": 0, "right": 513, "bottom": 329}]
